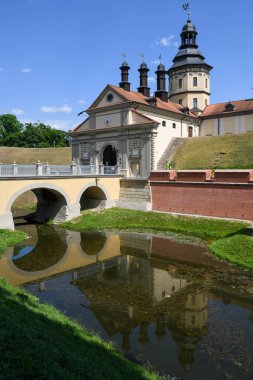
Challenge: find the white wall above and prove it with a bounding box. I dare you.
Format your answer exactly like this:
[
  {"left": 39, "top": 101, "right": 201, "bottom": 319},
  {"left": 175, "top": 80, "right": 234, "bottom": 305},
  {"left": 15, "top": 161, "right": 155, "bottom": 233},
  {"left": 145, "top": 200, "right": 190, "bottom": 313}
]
[
  {"left": 141, "top": 110, "right": 199, "bottom": 168},
  {"left": 201, "top": 114, "right": 253, "bottom": 136}
]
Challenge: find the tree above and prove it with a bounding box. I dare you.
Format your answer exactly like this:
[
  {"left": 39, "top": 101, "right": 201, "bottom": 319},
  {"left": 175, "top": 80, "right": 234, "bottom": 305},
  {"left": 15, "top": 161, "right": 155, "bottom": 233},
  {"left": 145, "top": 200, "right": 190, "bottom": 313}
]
[
  {"left": 0, "top": 114, "right": 68, "bottom": 147},
  {"left": 0, "top": 114, "right": 23, "bottom": 146}
]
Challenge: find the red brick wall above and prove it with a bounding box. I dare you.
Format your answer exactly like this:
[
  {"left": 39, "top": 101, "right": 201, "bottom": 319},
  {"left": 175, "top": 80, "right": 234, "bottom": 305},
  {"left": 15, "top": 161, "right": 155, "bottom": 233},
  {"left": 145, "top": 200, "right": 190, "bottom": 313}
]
[{"left": 150, "top": 173, "right": 253, "bottom": 220}]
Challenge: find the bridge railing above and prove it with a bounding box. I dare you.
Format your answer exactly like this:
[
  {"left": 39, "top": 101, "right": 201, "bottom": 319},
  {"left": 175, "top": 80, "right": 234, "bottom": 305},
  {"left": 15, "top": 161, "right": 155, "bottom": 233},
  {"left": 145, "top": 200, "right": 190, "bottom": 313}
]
[{"left": 0, "top": 162, "right": 122, "bottom": 177}]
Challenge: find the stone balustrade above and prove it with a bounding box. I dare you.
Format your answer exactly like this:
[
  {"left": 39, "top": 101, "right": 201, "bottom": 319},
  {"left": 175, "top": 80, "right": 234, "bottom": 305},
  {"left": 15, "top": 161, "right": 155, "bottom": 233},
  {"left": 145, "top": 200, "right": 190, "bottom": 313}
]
[{"left": 0, "top": 161, "right": 122, "bottom": 177}]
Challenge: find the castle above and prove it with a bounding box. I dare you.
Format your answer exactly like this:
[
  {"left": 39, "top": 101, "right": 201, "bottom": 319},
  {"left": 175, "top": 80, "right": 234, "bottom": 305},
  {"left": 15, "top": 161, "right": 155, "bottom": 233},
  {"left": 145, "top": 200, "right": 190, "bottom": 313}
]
[{"left": 70, "top": 16, "right": 253, "bottom": 178}]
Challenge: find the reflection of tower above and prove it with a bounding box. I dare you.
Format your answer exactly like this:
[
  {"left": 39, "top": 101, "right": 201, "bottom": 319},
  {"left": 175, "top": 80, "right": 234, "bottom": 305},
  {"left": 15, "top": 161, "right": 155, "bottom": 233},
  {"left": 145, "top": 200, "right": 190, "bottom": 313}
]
[
  {"left": 139, "top": 322, "right": 149, "bottom": 346},
  {"left": 167, "top": 290, "right": 208, "bottom": 370}
]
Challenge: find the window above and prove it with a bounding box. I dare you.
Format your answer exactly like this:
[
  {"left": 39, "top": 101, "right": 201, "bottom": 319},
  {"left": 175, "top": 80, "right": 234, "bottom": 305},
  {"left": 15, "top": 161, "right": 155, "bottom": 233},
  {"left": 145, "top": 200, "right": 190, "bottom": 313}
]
[
  {"left": 178, "top": 78, "right": 183, "bottom": 89},
  {"left": 172, "top": 123, "right": 176, "bottom": 129},
  {"left": 179, "top": 99, "right": 183, "bottom": 105},
  {"left": 193, "top": 98, "right": 198, "bottom": 108},
  {"left": 205, "top": 78, "right": 208, "bottom": 88},
  {"left": 106, "top": 93, "right": 114, "bottom": 102},
  {"left": 193, "top": 77, "right": 198, "bottom": 87},
  {"left": 205, "top": 99, "right": 208, "bottom": 106},
  {"left": 162, "top": 120, "right": 166, "bottom": 127}
]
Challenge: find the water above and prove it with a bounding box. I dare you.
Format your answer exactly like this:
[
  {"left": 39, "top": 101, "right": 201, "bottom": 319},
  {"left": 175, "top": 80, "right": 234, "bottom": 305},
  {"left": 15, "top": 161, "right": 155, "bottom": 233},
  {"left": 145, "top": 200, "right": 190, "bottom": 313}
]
[{"left": 1, "top": 212, "right": 253, "bottom": 379}]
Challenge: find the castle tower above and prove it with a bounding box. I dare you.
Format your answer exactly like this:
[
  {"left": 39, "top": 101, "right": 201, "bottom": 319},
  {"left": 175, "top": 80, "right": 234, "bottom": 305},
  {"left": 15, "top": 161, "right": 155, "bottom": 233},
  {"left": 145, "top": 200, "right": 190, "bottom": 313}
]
[{"left": 168, "top": 17, "right": 212, "bottom": 112}]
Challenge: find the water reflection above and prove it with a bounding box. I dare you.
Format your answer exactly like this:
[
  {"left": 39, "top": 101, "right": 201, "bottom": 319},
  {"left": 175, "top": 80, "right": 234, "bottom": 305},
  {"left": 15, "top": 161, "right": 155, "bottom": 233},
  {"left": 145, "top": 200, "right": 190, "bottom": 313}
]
[{"left": 0, "top": 224, "right": 253, "bottom": 379}]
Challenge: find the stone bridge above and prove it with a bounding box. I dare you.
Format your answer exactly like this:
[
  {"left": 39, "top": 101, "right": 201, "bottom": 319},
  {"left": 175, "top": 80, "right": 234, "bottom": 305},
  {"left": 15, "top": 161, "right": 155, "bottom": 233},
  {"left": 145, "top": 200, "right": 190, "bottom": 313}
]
[{"left": 0, "top": 167, "right": 121, "bottom": 230}]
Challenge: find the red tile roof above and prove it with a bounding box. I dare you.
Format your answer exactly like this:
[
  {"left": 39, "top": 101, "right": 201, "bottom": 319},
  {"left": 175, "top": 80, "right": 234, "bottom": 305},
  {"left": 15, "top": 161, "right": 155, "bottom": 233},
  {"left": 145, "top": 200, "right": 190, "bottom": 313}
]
[
  {"left": 202, "top": 99, "right": 253, "bottom": 117},
  {"left": 88, "top": 84, "right": 197, "bottom": 118}
]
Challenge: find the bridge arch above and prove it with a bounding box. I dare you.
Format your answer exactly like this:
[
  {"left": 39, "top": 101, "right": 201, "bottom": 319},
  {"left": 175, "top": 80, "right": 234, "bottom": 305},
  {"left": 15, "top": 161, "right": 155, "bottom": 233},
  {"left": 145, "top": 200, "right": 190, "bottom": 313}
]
[
  {"left": 77, "top": 181, "right": 111, "bottom": 210},
  {"left": 7, "top": 183, "right": 72, "bottom": 227}
]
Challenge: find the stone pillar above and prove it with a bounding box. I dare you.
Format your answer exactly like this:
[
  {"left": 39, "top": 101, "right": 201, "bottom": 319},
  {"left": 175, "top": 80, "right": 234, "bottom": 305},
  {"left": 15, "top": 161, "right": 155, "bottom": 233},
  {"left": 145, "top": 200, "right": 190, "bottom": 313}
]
[
  {"left": 99, "top": 164, "right": 104, "bottom": 175},
  {"left": 36, "top": 160, "right": 43, "bottom": 176},
  {"left": 70, "top": 161, "right": 78, "bottom": 175},
  {"left": 45, "top": 162, "right": 50, "bottom": 176},
  {"left": 0, "top": 212, "right": 15, "bottom": 230},
  {"left": 12, "top": 162, "right": 18, "bottom": 176}
]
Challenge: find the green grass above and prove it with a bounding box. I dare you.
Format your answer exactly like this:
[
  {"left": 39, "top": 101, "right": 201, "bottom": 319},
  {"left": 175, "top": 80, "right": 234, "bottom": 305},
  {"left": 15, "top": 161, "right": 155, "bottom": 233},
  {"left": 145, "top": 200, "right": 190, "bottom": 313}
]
[
  {"left": 0, "top": 278, "right": 161, "bottom": 380},
  {"left": 61, "top": 208, "right": 253, "bottom": 270},
  {"left": 0, "top": 146, "right": 71, "bottom": 164},
  {"left": 61, "top": 208, "right": 247, "bottom": 240},
  {"left": 209, "top": 234, "right": 253, "bottom": 269},
  {"left": 0, "top": 229, "right": 27, "bottom": 256},
  {"left": 171, "top": 133, "right": 253, "bottom": 169}
]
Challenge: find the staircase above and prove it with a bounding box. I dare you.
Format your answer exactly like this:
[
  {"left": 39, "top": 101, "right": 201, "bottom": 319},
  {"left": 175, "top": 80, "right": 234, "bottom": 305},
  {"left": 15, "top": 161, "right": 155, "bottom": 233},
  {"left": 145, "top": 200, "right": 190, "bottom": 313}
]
[
  {"left": 116, "top": 179, "right": 152, "bottom": 211},
  {"left": 157, "top": 137, "right": 184, "bottom": 170}
]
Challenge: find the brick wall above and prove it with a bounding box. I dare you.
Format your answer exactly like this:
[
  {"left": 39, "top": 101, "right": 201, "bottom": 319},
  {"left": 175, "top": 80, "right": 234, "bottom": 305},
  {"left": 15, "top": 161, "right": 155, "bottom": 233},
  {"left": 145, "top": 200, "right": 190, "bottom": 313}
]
[{"left": 150, "top": 170, "right": 253, "bottom": 220}]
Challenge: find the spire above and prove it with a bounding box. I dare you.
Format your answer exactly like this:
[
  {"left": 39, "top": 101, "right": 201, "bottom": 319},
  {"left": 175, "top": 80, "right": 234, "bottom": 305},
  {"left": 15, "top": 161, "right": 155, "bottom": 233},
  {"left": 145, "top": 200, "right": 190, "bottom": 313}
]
[
  {"left": 119, "top": 58, "right": 131, "bottom": 91},
  {"left": 138, "top": 60, "right": 150, "bottom": 97}
]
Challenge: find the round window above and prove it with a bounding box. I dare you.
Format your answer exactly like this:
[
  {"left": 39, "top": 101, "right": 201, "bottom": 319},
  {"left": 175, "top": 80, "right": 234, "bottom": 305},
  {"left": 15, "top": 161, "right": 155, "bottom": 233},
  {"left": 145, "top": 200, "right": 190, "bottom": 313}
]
[{"left": 106, "top": 93, "right": 114, "bottom": 102}]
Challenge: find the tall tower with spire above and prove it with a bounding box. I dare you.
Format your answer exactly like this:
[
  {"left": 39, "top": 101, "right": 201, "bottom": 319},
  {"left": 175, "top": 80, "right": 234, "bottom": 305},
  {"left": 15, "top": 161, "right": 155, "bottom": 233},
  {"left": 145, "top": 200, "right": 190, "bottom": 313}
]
[{"left": 168, "top": 16, "right": 213, "bottom": 112}]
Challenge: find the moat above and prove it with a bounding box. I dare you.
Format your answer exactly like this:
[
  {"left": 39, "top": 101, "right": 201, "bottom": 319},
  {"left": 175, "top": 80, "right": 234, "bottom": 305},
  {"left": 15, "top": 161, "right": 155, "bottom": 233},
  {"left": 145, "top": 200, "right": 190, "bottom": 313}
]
[{"left": 1, "top": 212, "right": 253, "bottom": 380}]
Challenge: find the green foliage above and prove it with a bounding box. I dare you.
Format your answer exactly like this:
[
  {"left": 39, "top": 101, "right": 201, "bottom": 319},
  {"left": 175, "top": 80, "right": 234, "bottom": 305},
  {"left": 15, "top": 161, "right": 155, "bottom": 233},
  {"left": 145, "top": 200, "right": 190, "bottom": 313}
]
[
  {"left": 0, "top": 278, "right": 160, "bottom": 379},
  {"left": 0, "top": 114, "right": 68, "bottom": 148},
  {"left": 61, "top": 208, "right": 247, "bottom": 240},
  {"left": 0, "top": 229, "right": 27, "bottom": 256},
  {"left": 209, "top": 234, "right": 253, "bottom": 270},
  {"left": 0, "top": 114, "right": 23, "bottom": 146}
]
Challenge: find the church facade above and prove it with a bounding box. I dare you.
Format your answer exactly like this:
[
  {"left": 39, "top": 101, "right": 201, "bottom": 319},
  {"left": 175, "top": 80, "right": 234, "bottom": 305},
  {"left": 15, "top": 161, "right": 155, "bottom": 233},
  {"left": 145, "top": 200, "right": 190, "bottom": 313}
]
[{"left": 70, "top": 16, "right": 253, "bottom": 178}]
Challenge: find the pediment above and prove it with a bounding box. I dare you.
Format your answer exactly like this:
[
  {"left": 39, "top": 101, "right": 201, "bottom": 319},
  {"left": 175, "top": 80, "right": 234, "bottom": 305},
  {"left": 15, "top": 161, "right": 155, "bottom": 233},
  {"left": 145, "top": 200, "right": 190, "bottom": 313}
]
[{"left": 87, "top": 85, "right": 127, "bottom": 110}]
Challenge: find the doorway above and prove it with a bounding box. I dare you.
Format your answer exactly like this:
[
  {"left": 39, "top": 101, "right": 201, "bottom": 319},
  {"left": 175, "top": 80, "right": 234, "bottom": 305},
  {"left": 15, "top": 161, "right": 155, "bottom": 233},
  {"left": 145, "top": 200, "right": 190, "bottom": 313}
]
[
  {"left": 103, "top": 145, "right": 117, "bottom": 166},
  {"left": 188, "top": 126, "right": 193, "bottom": 137}
]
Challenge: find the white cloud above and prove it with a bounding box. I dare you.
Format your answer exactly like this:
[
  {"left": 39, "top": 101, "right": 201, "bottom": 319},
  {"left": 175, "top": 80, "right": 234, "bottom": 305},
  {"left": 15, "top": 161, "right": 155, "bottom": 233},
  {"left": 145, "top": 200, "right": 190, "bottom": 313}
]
[
  {"left": 158, "top": 35, "right": 175, "bottom": 46},
  {"left": 46, "top": 120, "right": 71, "bottom": 130},
  {"left": 21, "top": 67, "right": 32, "bottom": 73},
  {"left": 41, "top": 104, "right": 72, "bottom": 114},
  {"left": 78, "top": 99, "right": 86, "bottom": 105},
  {"left": 152, "top": 35, "right": 178, "bottom": 48},
  {"left": 11, "top": 108, "right": 24, "bottom": 115},
  {"left": 148, "top": 76, "right": 156, "bottom": 83},
  {"left": 151, "top": 59, "right": 161, "bottom": 65}
]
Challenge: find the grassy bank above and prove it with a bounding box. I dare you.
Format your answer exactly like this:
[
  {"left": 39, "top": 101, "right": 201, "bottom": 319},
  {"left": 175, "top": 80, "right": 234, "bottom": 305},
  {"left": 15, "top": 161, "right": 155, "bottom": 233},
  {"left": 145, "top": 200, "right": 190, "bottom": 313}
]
[
  {"left": 61, "top": 208, "right": 253, "bottom": 270},
  {"left": 0, "top": 146, "right": 71, "bottom": 164},
  {"left": 0, "top": 229, "right": 27, "bottom": 256},
  {"left": 0, "top": 278, "right": 160, "bottom": 380},
  {"left": 171, "top": 133, "right": 253, "bottom": 169}
]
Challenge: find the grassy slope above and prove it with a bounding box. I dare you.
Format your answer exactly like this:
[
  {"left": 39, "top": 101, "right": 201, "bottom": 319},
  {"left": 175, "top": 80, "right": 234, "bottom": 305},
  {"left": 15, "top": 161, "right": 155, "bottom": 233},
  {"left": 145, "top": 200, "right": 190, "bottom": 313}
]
[
  {"left": 0, "top": 146, "right": 71, "bottom": 164},
  {"left": 0, "top": 229, "right": 27, "bottom": 256},
  {"left": 0, "top": 278, "right": 160, "bottom": 380},
  {"left": 171, "top": 133, "right": 253, "bottom": 169},
  {"left": 61, "top": 208, "right": 253, "bottom": 270}
]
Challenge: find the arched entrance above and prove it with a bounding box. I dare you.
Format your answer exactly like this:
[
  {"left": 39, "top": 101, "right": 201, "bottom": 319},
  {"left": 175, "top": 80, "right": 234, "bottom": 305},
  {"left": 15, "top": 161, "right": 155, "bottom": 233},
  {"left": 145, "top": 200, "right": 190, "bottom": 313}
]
[
  {"left": 80, "top": 186, "right": 107, "bottom": 210},
  {"left": 103, "top": 145, "right": 117, "bottom": 167},
  {"left": 9, "top": 186, "right": 69, "bottom": 227}
]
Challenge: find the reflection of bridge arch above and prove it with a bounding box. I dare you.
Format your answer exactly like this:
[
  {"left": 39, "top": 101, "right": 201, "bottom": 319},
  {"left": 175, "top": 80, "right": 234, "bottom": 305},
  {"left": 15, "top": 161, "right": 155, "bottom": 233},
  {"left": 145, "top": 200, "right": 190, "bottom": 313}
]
[
  {"left": 0, "top": 231, "right": 121, "bottom": 285},
  {"left": 13, "top": 226, "right": 68, "bottom": 272},
  {"left": 80, "top": 232, "right": 107, "bottom": 255}
]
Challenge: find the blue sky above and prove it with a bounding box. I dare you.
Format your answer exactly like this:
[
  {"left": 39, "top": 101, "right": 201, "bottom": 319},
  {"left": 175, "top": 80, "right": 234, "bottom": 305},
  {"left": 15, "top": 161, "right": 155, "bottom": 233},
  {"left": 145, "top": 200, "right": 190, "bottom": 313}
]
[{"left": 0, "top": 0, "right": 253, "bottom": 131}]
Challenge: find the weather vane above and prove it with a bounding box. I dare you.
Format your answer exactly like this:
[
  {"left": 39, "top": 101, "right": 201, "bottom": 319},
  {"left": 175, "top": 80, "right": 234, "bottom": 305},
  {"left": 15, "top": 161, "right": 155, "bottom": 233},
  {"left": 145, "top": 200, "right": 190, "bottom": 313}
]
[
  {"left": 159, "top": 54, "right": 162, "bottom": 63},
  {"left": 122, "top": 52, "right": 126, "bottom": 59},
  {"left": 140, "top": 52, "right": 145, "bottom": 61},
  {"left": 182, "top": 2, "right": 191, "bottom": 20}
]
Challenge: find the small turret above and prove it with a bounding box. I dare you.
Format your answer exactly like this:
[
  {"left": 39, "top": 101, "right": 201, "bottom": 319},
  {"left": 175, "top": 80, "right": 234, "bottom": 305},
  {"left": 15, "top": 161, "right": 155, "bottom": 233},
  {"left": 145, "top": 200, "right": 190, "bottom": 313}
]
[
  {"left": 154, "top": 63, "right": 168, "bottom": 102},
  {"left": 138, "top": 62, "right": 150, "bottom": 97},
  {"left": 119, "top": 61, "right": 131, "bottom": 91}
]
